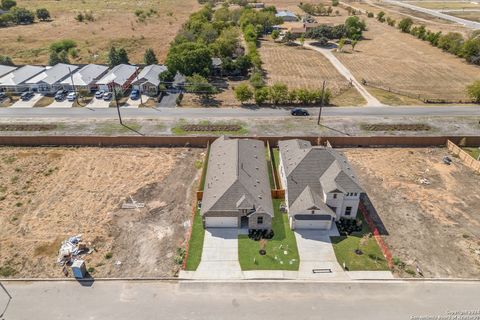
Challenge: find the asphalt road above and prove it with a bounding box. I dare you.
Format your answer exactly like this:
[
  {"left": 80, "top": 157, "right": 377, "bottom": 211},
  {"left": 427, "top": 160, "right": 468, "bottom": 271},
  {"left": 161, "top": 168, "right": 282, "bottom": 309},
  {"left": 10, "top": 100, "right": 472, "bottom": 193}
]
[
  {"left": 0, "top": 106, "right": 479, "bottom": 121},
  {"left": 1, "top": 280, "right": 480, "bottom": 320}
]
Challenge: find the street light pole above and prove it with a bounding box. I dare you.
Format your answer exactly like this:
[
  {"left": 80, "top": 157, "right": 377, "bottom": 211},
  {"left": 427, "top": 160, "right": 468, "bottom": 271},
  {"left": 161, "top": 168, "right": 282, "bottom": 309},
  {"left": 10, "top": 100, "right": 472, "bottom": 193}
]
[{"left": 317, "top": 80, "right": 326, "bottom": 125}]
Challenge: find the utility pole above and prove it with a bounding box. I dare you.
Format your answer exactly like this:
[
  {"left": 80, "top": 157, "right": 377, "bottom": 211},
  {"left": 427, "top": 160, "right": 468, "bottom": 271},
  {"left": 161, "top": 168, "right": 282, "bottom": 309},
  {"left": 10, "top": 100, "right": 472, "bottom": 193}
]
[
  {"left": 112, "top": 82, "right": 123, "bottom": 125},
  {"left": 134, "top": 66, "right": 143, "bottom": 106},
  {"left": 68, "top": 67, "right": 77, "bottom": 104},
  {"left": 317, "top": 80, "right": 326, "bottom": 125}
]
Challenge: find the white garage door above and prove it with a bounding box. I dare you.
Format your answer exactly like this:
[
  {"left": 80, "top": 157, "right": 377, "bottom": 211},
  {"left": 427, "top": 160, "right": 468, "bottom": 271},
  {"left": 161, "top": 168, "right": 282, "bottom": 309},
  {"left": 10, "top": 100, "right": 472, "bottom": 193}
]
[
  {"left": 205, "top": 217, "right": 238, "bottom": 228},
  {"left": 295, "top": 219, "right": 331, "bottom": 230}
]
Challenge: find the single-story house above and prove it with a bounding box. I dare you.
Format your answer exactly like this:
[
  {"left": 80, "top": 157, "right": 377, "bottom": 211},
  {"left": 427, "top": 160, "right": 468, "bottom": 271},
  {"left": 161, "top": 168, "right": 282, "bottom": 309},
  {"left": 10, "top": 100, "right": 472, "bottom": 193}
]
[
  {"left": 0, "top": 65, "right": 45, "bottom": 93},
  {"left": 201, "top": 136, "right": 274, "bottom": 229},
  {"left": 278, "top": 139, "right": 364, "bottom": 230},
  {"left": 61, "top": 64, "right": 109, "bottom": 93},
  {"left": 95, "top": 64, "right": 139, "bottom": 93},
  {"left": 275, "top": 10, "right": 298, "bottom": 22},
  {"left": 25, "top": 63, "right": 79, "bottom": 93},
  {"left": 0, "top": 65, "right": 17, "bottom": 79},
  {"left": 131, "top": 64, "right": 167, "bottom": 96}
]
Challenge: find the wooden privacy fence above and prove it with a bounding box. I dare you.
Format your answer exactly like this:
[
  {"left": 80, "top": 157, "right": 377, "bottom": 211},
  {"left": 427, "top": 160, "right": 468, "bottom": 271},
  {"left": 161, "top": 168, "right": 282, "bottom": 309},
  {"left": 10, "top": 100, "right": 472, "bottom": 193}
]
[
  {"left": 271, "top": 189, "right": 285, "bottom": 199},
  {"left": 447, "top": 140, "right": 480, "bottom": 173},
  {"left": 358, "top": 202, "right": 393, "bottom": 269}
]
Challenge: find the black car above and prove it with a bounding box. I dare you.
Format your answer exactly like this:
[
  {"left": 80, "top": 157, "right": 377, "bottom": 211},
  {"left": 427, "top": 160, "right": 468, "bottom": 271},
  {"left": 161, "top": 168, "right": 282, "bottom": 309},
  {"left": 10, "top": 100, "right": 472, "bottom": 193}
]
[
  {"left": 291, "top": 108, "right": 309, "bottom": 116},
  {"left": 20, "top": 92, "right": 34, "bottom": 101},
  {"left": 54, "top": 93, "right": 66, "bottom": 101},
  {"left": 56, "top": 89, "right": 68, "bottom": 96},
  {"left": 0, "top": 92, "right": 6, "bottom": 102}
]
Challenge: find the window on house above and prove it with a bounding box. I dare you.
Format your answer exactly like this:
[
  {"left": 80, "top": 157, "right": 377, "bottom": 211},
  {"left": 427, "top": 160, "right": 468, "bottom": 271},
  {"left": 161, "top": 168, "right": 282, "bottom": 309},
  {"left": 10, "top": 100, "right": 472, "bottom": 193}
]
[
  {"left": 354, "top": 193, "right": 357, "bottom": 196},
  {"left": 333, "top": 194, "right": 337, "bottom": 199},
  {"left": 345, "top": 206, "right": 352, "bottom": 216},
  {"left": 311, "top": 210, "right": 315, "bottom": 214},
  {"left": 257, "top": 217, "right": 263, "bottom": 225}
]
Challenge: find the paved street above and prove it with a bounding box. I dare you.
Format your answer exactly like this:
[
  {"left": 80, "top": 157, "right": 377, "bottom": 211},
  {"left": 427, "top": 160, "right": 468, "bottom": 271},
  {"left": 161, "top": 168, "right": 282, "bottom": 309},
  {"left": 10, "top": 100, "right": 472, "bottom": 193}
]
[
  {"left": 0, "top": 105, "right": 479, "bottom": 121},
  {"left": 1, "top": 280, "right": 480, "bottom": 319}
]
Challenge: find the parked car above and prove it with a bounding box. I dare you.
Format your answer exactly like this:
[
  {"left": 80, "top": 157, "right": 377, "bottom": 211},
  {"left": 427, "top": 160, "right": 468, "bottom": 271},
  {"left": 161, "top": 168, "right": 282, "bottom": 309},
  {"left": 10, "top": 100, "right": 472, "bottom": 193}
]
[
  {"left": 130, "top": 89, "right": 140, "bottom": 100},
  {"left": 103, "top": 92, "right": 113, "bottom": 101},
  {"left": 56, "top": 89, "right": 68, "bottom": 96},
  {"left": 67, "top": 92, "right": 77, "bottom": 102},
  {"left": 20, "top": 92, "right": 34, "bottom": 101},
  {"left": 95, "top": 90, "right": 105, "bottom": 99},
  {"left": 54, "top": 92, "right": 65, "bottom": 101},
  {"left": 291, "top": 108, "right": 309, "bottom": 116}
]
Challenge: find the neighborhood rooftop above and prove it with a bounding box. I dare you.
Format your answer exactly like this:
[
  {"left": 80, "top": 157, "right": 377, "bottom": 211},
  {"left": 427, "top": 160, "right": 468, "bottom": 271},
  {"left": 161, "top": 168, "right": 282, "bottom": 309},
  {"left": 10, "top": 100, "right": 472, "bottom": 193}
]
[
  {"left": 0, "top": 65, "right": 17, "bottom": 78},
  {"left": 96, "top": 64, "right": 138, "bottom": 86},
  {"left": 26, "top": 63, "right": 79, "bottom": 85},
  {"left": 61, "top": 64, "right": 109, "bottom": 86},
  {"left": 133, "top": 64, "right": 167, "bottom": 87},
  {"left": 0, "top": 65, "right": 45, "bottom": 86}
]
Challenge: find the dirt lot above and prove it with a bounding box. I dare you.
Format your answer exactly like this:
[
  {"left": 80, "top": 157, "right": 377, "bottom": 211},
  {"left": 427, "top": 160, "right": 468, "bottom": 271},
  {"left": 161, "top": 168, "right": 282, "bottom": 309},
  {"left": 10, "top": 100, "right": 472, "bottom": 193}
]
[
  {"left": 342, "top": 148, "right": 480, "bottom": 278},
  {"left": 0, "top": 147, "right": 203, "bottom": 278},
  {"left": 3, "top": 0, "right": 200, "bottom": 65},
  {"left": 334, "top": 20, "right": 480, "bottom": 101}
]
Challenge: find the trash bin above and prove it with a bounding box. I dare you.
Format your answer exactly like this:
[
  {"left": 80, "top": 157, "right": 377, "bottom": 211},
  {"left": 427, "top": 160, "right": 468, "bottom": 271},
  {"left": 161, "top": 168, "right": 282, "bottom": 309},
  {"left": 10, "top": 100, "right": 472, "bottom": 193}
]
[{"left": 71, "top": 260, "right": 87, "bottom": 279}]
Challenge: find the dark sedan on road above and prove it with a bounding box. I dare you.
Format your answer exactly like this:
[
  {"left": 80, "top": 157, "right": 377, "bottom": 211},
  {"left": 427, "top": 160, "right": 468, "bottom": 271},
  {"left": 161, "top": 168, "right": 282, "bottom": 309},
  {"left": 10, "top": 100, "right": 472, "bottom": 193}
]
[{"left": 291, "top": 108, "right": 309, "bottom": 116}]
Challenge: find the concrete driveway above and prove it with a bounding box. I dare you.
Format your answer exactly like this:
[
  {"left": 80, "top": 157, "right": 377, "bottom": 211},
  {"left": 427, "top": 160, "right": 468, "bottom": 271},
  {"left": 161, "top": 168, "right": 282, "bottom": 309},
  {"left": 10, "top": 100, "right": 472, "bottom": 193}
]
[
  {"left": 46, "top": 99, "right": 73, "bottom": 108},
  {"left": 195, "top": 228, "right": 242, "bottom": 279},
  {"left": 294, "top": 226, "right": 347, "bottom": 280},
  {"left": 9, "top": 93, "right": 43, "bottom": 108},
  {"left": 87, "top": 97, "right": 111, "bottom": 109},
  {"left": 124, "top": 95, "right": 149, "bottom": 108}
]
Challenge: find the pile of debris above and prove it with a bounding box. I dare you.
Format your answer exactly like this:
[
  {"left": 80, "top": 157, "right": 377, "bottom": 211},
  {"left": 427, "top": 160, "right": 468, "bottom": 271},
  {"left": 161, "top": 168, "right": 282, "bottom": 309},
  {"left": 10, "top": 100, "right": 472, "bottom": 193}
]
[{"left": 57, "top": 235, "right": 93, "bottom": 266}]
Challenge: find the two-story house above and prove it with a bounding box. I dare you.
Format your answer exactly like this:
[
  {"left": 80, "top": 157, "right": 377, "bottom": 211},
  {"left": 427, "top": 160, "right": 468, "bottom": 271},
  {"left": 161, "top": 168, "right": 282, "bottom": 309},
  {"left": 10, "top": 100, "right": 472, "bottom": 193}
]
[{"left": 278, "top": 139, "right": 364, "bottom": 230}]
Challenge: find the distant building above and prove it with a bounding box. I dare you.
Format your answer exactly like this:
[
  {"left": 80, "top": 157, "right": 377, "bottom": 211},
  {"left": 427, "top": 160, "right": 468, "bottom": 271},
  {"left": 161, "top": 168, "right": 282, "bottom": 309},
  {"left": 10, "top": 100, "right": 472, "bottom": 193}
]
[
  {"left": 0, "top": 65, "right": 45, "bottom": 93},
  {"left": 96, "top": 64, "right": 139, "bottom": 93},
  {"left": 61, "top": 64, "right": 109, "bottom": 92},
  {"left": 275, "top": 10, "right": 298, "bottom": 22},
  {"left": 25, "top": 63, "right": 79, "bottom": 93},
  {"left": 131, "top": 64, "right": 167, "bottom": 96}
]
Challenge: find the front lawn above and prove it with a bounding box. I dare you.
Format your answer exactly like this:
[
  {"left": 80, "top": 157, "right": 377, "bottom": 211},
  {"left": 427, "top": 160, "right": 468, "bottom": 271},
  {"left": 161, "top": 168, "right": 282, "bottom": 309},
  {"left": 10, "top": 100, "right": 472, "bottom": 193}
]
[
  {"left": 185, "top": 209, "right": 205, "bottom": 271},
  {"left": 238, "top": 199, "right": 299, "bottom": 270},
  {"left": 330, "top": 214, "right": 389, "bottom": 271}
]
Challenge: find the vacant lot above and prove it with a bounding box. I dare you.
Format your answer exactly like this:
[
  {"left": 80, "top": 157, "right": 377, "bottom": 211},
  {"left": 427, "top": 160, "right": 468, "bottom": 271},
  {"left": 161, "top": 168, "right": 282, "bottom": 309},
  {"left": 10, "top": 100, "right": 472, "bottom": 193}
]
[
  {"left": 259, "top": 40, "right": 356, "bottom": 96},
  {"left": 342, "top": 148, "right": 480, "bottom": 278},
  {"left": 2, "top": 0, "right": 200, "bottom": 65},
  {"left": 335, "top": 20, "right": 480, "bottom": 101},
  {"left": 0, "top": 147, "right": 203, "bottom": 278}
]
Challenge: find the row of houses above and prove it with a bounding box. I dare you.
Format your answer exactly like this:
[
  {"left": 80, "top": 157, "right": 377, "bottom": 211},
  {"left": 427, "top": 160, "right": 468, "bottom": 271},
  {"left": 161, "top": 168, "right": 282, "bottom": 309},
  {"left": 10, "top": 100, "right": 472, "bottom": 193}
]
[
  {"left": 200, "top": 136, "right": 363, "bottom": 230},
  {"left": 0, "top": 63, "right": 169, "bottom": 95}
]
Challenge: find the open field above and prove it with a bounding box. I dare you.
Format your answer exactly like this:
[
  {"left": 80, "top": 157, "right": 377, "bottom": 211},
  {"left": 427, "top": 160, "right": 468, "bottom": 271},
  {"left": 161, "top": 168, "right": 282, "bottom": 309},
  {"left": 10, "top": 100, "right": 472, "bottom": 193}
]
[
  {"left": 342, "top": 147, "right": 480, "bottom": 278},
  {"left": 407, "top": 1, "right": 480, "bottom": 10},
  {"left": 334, "top": 20, "right": 480, "bottom": 101},
  {"left": 0, "top": 147, "right": 203, "bottom": 278},
  {"left": 2, "top": 0, "right": 200, "bottom": 65},
  {"left": 259, "top": 39, "right": 358, "bottom": 97},
  {"left": 446, "top": 10, "right": 480, "bottom": 22}
]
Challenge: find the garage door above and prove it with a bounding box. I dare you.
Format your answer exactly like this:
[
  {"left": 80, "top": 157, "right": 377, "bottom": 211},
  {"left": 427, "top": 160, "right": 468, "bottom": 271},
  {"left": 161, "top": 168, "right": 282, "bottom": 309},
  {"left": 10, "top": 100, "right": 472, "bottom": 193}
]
[
  {"left": 295, "top": 219, "right": 331, "bottom": 230},
  {"left": 205, "top": 217, "right": 238, "bottom": 228}
]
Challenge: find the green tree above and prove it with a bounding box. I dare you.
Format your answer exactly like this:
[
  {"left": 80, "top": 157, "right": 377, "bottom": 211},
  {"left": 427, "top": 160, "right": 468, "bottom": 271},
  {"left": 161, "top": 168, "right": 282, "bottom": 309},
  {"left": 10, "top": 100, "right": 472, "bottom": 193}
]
[
  {"left": 117, "top": 48, "right": 129, "bottom": 64},
  {"left": 0, "top": 55, "right": 13, "bottom": 66},
  {"left": 185, "top": 73, "right": 216, "bottom": 99},
  {"left": 271, "top": 30, "right": 280, "bottom": 41},
  {"left": 437, "top": 32, "right": 464, "bottom": 55},
  {"left": 1, "top": 0, "right": 16, "bottom": 10},
  {"left": 269, "top": 83, "right": 289, "bottom": 105},
  {"left": 299, "top": 34, "right": 305, "bottom": 46},
  {"left": 108, "top": 47, "right": 129, "bottom": 67},
  {"left": 386, "top": 17, "right": 396, "bottom": 27},
  {"left": 282, "top": 31, "right": 295, "bottom": 44},
  {"left": 0, "top": 12, "right": 13, "bottom": 26},
  {"left": 254, "top": 86, "right": 270, "bottom": 105},
  {"left": 398, "top": 18, "right": 413, "bottom": 33},
  {"left": 50, "top": 39, "right": 77, "bottom": 53},
  {"left": 249, "top": 72, "right": 265, "bottom": 89},
  {"left": 460, "top": 38, "right": 480, "bottom": 63},
  {"left": 159, "top": 69, "right": 175, "bottom": 83},
  {"left": 344, "top": 16, "right": 366, "bottom": 40},
  {"left": 10, "top": 7, "right": 34, "bottom": 24},
  {"left": 48, "top": 50, "right": 69, "bottom": 65},
  {"left": 166, "top": 42, "right": 212, "bottom": 77},
  {"left": 36, "top": 8, "right": 50, "bottom": 21},
  {"left": 144, "top": 48, "right": 158, "bottom": 65},
  {"left": 376, "top": 11, "right": 385, "bottom": 23},
  {"left": 234, "top": 83, "right": 253, "bottom": 104},
  {"left": 466, "top": 80, "right": 480, "bottom": 103},
  {"left": 337, "top": 38, "right": 346, "bottom": 52},
  {"left": 351, "top": 39, "right": 358, "bottom": 51}
]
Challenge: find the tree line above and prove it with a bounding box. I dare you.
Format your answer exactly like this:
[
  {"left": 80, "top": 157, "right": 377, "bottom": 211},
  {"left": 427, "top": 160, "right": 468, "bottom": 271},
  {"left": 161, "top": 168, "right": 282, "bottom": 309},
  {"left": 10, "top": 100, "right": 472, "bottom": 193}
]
[{"left": 0, "top": 0, "right": 50, "bottom": 27}]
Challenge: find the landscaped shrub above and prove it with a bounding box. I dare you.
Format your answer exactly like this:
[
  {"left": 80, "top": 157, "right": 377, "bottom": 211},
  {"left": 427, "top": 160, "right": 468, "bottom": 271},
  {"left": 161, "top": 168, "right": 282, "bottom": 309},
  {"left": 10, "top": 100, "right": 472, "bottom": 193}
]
[{"left": 335, "top": 217, "right": 362, "bottom": 235}]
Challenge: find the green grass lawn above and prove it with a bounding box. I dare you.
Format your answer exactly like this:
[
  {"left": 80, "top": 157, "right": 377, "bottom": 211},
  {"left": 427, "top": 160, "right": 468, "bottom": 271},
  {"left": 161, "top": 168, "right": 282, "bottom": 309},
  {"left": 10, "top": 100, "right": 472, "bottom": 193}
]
[
  {"left": 266, "top": 147, "right": 275, "bottom": 189},
  {"left": 198, "top": 144, "right": 210, "bottom": 191},
  {"left": 238, "top": 199, "right": 299, "bottom": 271},
  {"left": 185, "top": 209, "right": 205, "bottom": 271},
  {"left": 463, "top": 147, "right": 480, "bottom": 160},
  {"left": 271, "top": 148, "right": 281, "bottom": 188},
  {"left": 330, "top": 215, "right": 389, "bottom": 271}
]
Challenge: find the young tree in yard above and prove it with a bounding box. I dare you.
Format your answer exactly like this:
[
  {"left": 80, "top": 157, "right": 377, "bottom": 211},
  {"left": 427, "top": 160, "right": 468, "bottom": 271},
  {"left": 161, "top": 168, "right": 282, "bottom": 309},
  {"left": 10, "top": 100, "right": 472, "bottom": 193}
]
[
  {"left": 398, "top": 18, "right": 413, "bottom": 33},
  {"left": 1, "top": 0, "right": 16, "bottom": 10},
  {"left": 144, "top": 48, "right": 158, "bottom": 65},
  {"left": 271, "top": 30, "right": 280, "bottom": 41},
  {"left": 344, "top": 16, "right": 366, "bottom": 40},
  {"left": 351, "top": 39, "right": 358, "bottom": 52},
  {"left": 185, "top": 73, "right": 216, "bottom": 99},
  {"left": 234, "top": 83, "right": 253, "bottom": 104},
  {"left": 254, "top": 87, "right": 270, "bottom": 105},
  {"left": 10, "top": 7, "right": 34, "bottom": 24},
  {"left": 299, "top": 34, "right": 305, "bottom": 46},
  {"left": 249, "top": 72, "right": 265, "bottom": 89},
  {"left": 282, "top": 31, "right": 295, "bottom": 44},
  {"left": 36, "top": 8, "right": 50, "bottom": 21},
  {"left": 466, "top": 80, "right": 480, "bottom": 103},
  {"left": 0, "top": 55, "right": 13, "bottom": 66},
  {"left": 269, "top": 83, "right": 289, "bottom": 105},
  {"left": 337, "top": 38, "right": 345, "bottom": 52}
]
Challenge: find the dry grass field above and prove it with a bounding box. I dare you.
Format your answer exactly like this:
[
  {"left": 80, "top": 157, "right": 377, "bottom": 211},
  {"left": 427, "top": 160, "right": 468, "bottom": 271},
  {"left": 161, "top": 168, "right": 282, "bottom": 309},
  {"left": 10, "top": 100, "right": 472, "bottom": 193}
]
[
  {"left": 407, "top": 1, "right": 480, "bottom": 10},
  {"left": 0, "top": 147, "right": 202, "bottom": 278},
  {"left": 2, "top": 0, "right": 200, "bottom": 65},
  {"left": 447, "top": 10, "right": 480, "bottom": 22},
  {"left": 334, "top": 20, "right": 480, "bottom": 101}
]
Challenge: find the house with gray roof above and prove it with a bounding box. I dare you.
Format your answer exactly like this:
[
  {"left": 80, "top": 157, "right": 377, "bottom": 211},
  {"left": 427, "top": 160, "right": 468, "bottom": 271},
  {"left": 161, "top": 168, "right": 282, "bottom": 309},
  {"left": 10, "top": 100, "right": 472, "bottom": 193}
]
[
  {"left": 0, "top": 65, "right": 45, "bottom": 93},
  {"left": 25, "top": 63, "right": 79, "bottom": 93},
  {"left": 201, "top": 136, "right": 274, "bottom": 229},
  {"left": 96, "top": 64, "right": 139, "bottom": 93},
  {"left": 275, "top": 10, "right": 298, "bottom": 22},
  {"left": 131, "top": 64, "right": 167, "bottom": 96},
  {"left": 61, "top": 64, "right": 109, "bottom": 92},
  {"left": 278, "top": 139, "right": 364, "bottom": 230},
  {"left": 0, "top": 65, "right": 17, "bottom": 79}
]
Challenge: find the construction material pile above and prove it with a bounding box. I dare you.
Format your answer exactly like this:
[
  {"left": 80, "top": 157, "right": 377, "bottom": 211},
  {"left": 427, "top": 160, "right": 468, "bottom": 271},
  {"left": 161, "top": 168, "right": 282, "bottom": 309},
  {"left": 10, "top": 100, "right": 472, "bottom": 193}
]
[{"left": 57, "top": 235, "right": 92, "bottom": 266}]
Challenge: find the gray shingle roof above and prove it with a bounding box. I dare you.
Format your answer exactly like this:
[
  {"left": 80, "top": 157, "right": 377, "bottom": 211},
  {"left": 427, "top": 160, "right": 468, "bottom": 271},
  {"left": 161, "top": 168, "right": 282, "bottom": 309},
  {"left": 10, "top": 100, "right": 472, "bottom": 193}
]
[
  {"left": 96, "top": 64, "right": 138, "bottom": 86},
  {"left": 61, "top": 64, "right": 109, "bottom": 86},
  {"left": 289, "top": 185, "right": 334, "bottom": 215},
  {"left": 26, "top": 63, "right": 78, "bottom": 85},
  {"left": 0, "top": 65, "right": 17, "bottom": 78},
  {"left": 201, "top": 136, "right": 273, "bottom": 218},
  {"left": 0, "top": 65, "right": 44, "bottom": 86},
  {"left": 132, "top": 64, "right": 167, "bottom": 87},
  {"left": 279, "top": 139, "right": 363, "bottom": 215}
]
